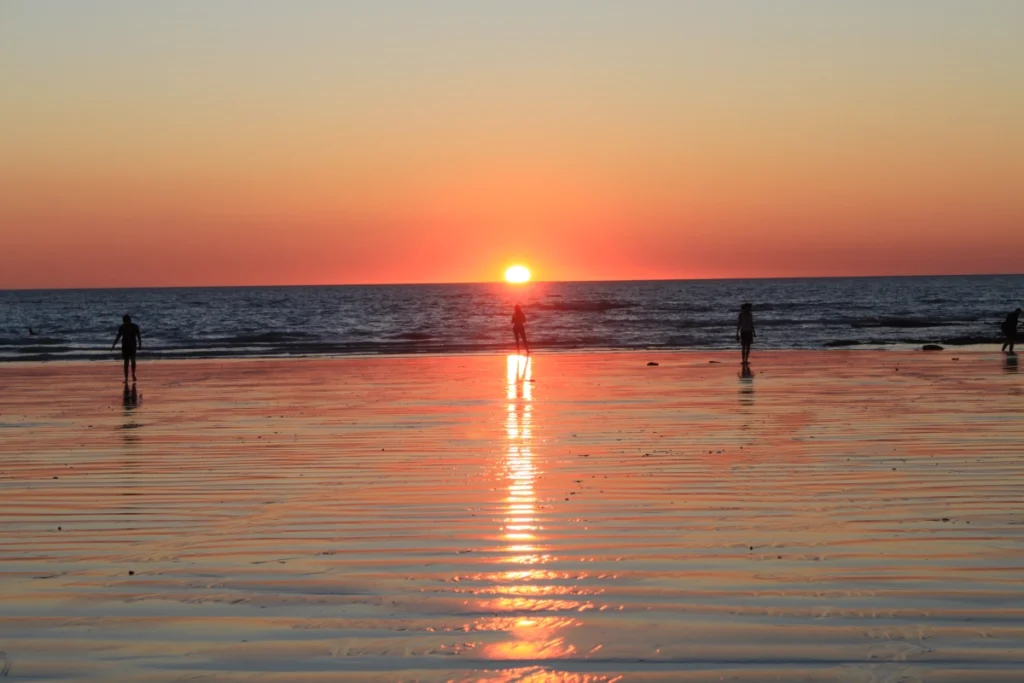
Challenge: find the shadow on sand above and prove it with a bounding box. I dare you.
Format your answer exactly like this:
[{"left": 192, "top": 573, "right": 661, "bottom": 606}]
[{"left": 1004, "top": 354, "right": 1018, "bottom": 374}]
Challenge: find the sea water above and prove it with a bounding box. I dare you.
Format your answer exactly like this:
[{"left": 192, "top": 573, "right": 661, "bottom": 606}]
[{"left": 0, "top": 275, "right": 1020, "bottom": 361}]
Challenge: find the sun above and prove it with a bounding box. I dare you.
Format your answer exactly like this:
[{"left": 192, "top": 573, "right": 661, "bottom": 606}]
[{"left": 505, "top": 265, "right": 531, "bottom": 284}]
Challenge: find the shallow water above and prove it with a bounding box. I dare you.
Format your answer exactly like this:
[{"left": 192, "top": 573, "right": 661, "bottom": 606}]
[{"left": 1, "top": 351, "right": 1023, "bottom": 681}]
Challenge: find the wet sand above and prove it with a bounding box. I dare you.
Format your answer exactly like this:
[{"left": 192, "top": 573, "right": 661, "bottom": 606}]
[{"left": 1, "top": 351, "right": 1023, "bottom": 682}]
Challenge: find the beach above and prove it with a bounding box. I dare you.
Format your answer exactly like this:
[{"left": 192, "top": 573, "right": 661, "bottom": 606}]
[{"left": 1, "top": 350, "right": 1023, "bottom": 681}]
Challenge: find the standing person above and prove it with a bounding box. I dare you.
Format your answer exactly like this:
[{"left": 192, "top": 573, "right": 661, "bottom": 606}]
[
  {"left": 512, "top": 304, "right": 530, "bottom": 355},
  {"left": 111, "top": 314, "right": 142, "bottom": 382},
  {"left": 1001, "top": 308, "right": 1021, "bottom": 354},
  {"left": 736, "top": 302, "right": 755, "bottom": 364}
]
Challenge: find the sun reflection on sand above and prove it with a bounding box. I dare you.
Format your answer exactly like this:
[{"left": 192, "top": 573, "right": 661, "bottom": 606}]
[
  {"left": 505, "top": 354, "right": 536, "bottom": 558},
  {"left": 473, "top": 355, "right": 585, "bottom": 664}
]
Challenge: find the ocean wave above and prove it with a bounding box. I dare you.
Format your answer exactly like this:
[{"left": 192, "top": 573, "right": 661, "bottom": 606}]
[
  {"left": 941, "top": 334, "right": 998, "bottom": 346},
  {"left": 601, "top": 316, "right": 722, "bottom": 329},
  {"left": 209, "top": 331, "right": 319, "bottom": 345},
  {"left": 0, "top": 336, "right": 67, "bottom": 346},
  {"left": 17, "top": 345, "right": 74, "bottom": 354},
  {"left": 386, "top": 332, "right": 433, "bottom": 341},
  {"left": 534, "top": 300, "right": 634, "bottom": 312},
  {"left": 644, "top": 303, "right": 715, "bottom": 313},
  {"left": 851, "top": 317, "right": 946, "bottom": 329},
  {"left": 750, "top": 302, "right": 807, "bottom": 311}
]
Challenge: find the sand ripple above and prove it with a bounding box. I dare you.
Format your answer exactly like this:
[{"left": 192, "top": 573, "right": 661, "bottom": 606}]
[{"left": 1, "top": 352, "right": 1023, "bottom": 681}]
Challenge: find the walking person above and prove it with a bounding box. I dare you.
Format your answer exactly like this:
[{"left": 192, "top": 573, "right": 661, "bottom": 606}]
[
  {"left": 111, "top": 314, "right": 142, "bottom": 382},
  {"left": 512, "top": 304, "right": 530, "bottom": 355},
  {"left": 1001, "top": 308, "right": 1021, "bottom": 354},
  {"left": 736, "top": 302, "right": 755, "bottom": 364}
]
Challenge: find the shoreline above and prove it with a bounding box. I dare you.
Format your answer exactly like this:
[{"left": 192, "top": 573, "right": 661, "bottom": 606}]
[{"left": 0, "top": 342, "right": 1008, "bottom": 367}]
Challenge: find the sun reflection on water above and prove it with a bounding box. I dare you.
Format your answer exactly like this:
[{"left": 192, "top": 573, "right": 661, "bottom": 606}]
[
  {"left": 470, "top": 356, "right": 588, "bottom": 666},
  {"left": 503, "top": 356, "right": 536, "bottom": 565},
  {"left": 504, "top": 354, "right": 537, "bottom": 560}
]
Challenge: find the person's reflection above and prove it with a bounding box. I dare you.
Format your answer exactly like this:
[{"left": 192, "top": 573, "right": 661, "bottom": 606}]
[
  {"left": 122, "top": 382, "right": 139, "bottom": 408},
  {"left": 738, "top": 365, "right": 754, "bottom": 410},
  {"left": 121, "top": 383, "right": 142, "bottom": 445},
  {"left": 511, "top": 353, "right": 531, "bottom": 392},
  {"left": 1004, "top": 354, "right": 1019, "bottom": 374}
]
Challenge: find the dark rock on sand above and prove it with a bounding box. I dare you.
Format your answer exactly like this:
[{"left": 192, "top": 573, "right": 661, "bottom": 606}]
[
  {"left": 922, "top": 344, "right": 944, "bottom": 351},
  {"left": 647, "top": 362, "right": 659, "bottom": 366}
]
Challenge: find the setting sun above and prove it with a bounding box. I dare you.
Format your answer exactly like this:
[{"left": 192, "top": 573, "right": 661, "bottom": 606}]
[{"left": 505, "top": 265, "right": 531, "bottom": 284}]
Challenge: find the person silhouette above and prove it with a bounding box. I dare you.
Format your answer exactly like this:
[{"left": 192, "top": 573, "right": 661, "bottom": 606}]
[
  {"left": 512, "top": 304, "right": 530, "bottom": 355},
  {"left": 111, "top": 314, "right": 142, "bottom": 382},
  {"left": 1001, "top": 308, "right": 1021, "bottom": 354},
  {"left": 736, "top": 303, "right": 755, "bottom": 364}
]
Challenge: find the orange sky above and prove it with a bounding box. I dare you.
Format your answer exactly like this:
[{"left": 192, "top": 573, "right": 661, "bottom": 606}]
[{"left": 1, "top": 1, "right": 1023, "bottom": 288}]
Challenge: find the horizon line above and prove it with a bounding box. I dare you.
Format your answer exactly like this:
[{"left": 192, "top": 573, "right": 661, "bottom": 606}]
[{"left": 2, "top": 271, "right": 1023, "bottom": 293}]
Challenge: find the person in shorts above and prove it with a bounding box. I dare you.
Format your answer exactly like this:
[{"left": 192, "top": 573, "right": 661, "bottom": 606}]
[
  {"left": 111, "top": 314, "right": 142, "bottom": 382},
  {"left": 736, "top": 303, "right": 755, "bottom": 364}
]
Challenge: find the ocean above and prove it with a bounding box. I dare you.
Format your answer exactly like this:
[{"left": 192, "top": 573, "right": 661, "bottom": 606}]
[{"left": 0, "top": 275, "right": 1020, "bottom": 362}]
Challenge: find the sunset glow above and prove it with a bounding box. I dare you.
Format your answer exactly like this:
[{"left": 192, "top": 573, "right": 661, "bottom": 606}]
[
  {"left": 505, "top": 266, "right": 531, "bottom": 284},
  {"left": 1, "top": 2, "right": 1023, "bottom": 288}
]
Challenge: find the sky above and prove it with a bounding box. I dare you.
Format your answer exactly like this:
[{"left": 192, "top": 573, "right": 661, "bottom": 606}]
[{"left": 1, "top": 0, "right": 1023, "bottom": 288}]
